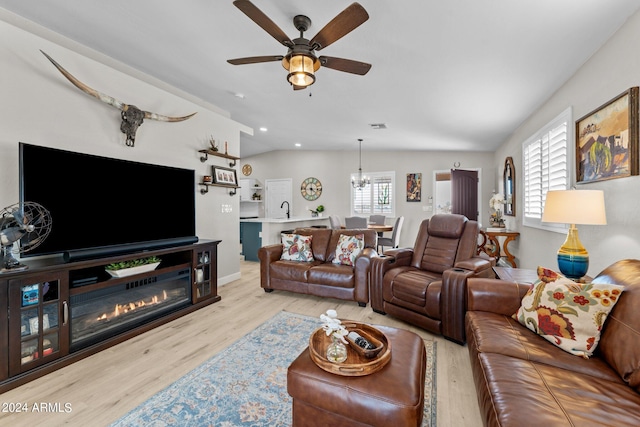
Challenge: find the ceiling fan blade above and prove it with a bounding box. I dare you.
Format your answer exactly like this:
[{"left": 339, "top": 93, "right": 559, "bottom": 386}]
[
  {"left": 233, "top": 0, "right": 293, "bottom": 47},
  {"left": 309, "top": 2, "right": 369, "bottom": 51},
  {"left": 227, "top": 55, "right": 284, "bottom": 65},
  {"left": 319, "top": 56, "right": 371, "bottom": 75}
]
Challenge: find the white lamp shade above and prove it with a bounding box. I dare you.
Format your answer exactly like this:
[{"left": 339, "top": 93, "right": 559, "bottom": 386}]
[{"left": 542, "top": 190, "right": 607, "bottom": 225}]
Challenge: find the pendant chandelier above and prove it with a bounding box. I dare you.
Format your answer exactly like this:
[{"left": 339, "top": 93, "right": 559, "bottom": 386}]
[{"left": 351, "top": 138, "right": 370, "bottom": 189}]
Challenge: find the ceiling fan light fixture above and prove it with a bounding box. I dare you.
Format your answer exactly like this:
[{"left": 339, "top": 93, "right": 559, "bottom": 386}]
[{"left": 285, "top": 53, "right": 316, "bottom": 87}]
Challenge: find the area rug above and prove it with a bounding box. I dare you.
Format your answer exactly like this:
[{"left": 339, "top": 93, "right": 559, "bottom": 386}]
[{"left": 110, "top": 311, "right": 437, "bottom": 426}]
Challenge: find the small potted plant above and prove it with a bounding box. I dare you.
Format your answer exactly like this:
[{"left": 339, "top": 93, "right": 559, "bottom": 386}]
[
  {"left": 105, "top": 256, "right": 162, "bottom": 278},
  {"left": 209, "top": 136, "right": 218, "bottom": 152},
  {"left": 315, "top": 205, "right": 325, "bottom": 217}
]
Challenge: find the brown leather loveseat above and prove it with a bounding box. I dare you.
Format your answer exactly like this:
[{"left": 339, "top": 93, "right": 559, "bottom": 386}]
[
  {"left": 258, "top": 227, "right": 377, "bottom": 306},
  {"left": 370, "top": 214, "right": 494, "bottom": 344},
  {"left": 465, "top": 259, "right": 640, "bottom": 426}
]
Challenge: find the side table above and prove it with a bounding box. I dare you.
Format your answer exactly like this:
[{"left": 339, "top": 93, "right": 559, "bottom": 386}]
[
  {"left": 494, "top": 266, "right": 592, "bottom": 284},
  {"left": 493, "top": 266, "right": 538, "bottom": 284},
  {"left": 478, "top": 229, "right": 520, "bottom": 267}
]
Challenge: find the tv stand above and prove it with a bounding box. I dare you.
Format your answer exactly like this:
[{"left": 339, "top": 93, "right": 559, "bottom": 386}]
[{"left": 0, "top": 240, "right": 220, "bottom": 393}]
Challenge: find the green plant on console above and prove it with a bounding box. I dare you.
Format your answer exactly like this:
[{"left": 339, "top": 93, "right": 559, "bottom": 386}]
[
  {"left": 105, "top": 256, "right": 161, "bottom": 271},
  {"left": 316, "top": 205, "right": 325, "bottom": 213}
]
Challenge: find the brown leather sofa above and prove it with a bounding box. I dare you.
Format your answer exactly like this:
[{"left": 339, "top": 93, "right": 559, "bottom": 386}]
[
  {"left": 258, "top": 227, "right": 377, "bottom": 306},
  {"left": 370, "top": 214, "right": 494, "bottom": 344},
  {"left": 465, "top": 259, "right": 640, "bottom": 426}
]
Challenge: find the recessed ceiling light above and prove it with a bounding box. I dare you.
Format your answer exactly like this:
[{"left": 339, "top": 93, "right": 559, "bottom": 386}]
[
  {"left": 259, "top": 127, "right": 268, "bottom": 132},
  {"left": 234, "top": 92, "right": 245, "bottom": 99},
  {"left": 295, "top": 143, "right": 301, "bottom": 147}
]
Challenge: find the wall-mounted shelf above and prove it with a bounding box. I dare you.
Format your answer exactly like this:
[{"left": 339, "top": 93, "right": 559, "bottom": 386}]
[
  {"left": 198, "top": 150, "right": 240, "bottom": 167},
  {"left": 241, "top": 186, "right": 263, "bottom": 202},
  {"left": 199, "top": 182, "right": 239, "bottom": 196}
]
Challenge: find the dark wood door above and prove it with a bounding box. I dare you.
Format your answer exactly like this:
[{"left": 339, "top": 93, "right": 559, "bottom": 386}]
[{"left": 451, "top": 169, "right": 478, "bottom": 220}]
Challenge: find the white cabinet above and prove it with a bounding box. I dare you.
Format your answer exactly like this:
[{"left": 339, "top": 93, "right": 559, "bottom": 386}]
[
  {"left": 239, "top": 179, "right": 263, "bottom": 218},
  {"left": 239, "top": 179, "right": 262, "bottom": 202}
]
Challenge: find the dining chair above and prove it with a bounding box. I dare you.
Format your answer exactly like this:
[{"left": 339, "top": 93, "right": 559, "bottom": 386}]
[
  {"left": 378, "top": 216, "right": 404, "bottom": 253},
  {"left": 369, "top": 215, "right": 386, "bottom": 225},
  {"left": 369, "top": 214, "right": 386, "bottom": 238},
  {"left": 329, "top": 215, "right": 342, "bottom": 229},
  {"left": 344, "top": 216, "right": 367, "bottom": 229}
]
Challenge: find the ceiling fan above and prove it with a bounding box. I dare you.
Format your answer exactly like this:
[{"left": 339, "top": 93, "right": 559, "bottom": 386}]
[{"left": 227, "top": 0, "right": 371, "bottom": 90}]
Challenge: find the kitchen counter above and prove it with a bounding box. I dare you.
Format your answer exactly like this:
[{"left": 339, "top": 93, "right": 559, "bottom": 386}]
[
  {"left": 240, "top": 216, "right": 330, "bottom": 261},
  {"left": 240, "top": 216, "right": 327, "bottom": 224}
]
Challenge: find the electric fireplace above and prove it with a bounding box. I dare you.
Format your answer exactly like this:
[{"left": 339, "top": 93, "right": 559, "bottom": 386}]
[{"left": 69, "top": 269, "right": 191, "bottom": 351}]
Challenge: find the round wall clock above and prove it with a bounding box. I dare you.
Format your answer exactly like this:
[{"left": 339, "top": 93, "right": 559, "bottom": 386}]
[
  {"left": 301, "top": 177, "right": 322, "bottom": 201},
  {"left": 242, "top": 164, "right": 252, "bottom": 176}
]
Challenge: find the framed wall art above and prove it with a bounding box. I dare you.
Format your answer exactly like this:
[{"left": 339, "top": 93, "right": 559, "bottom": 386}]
[
  {"left": 212, "top": 165, "right": 238, "bottom": 186},
  {"left": 406, "top": 173, "right": 421, "bottom": 202},
  {"left": 576, "top": 86, "right": 639, "bottom": 184},
  {"left": 503, "top": 157, "right": 515, "bottom": 216}
]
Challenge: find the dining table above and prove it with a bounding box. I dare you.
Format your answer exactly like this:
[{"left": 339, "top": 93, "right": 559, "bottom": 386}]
[
  {"left": 340, "top": 224, "right": 393, "bottom": 233},
  {"left": 367, "top": 224, "right": 393, "bottom": 233}
]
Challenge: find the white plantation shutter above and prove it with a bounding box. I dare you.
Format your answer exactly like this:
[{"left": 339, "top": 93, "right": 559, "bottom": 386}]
[
  {"left": 523, "top": 107, "right": 571, "bottom": 231},
  {"left": 352, "top": 182, "right": 371, "bottom": 213},
  {"left": 351, "top": 171, "right": 395, "bottom": 216}
]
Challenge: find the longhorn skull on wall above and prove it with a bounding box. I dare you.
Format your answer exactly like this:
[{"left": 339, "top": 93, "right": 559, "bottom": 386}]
[{"left": 40, "top": 50, "right": 197, "bottom": 147}]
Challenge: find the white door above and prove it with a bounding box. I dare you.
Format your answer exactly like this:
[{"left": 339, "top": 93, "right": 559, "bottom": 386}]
[{"left": 265, "top": 178, "right": 292, "bottom": 219}]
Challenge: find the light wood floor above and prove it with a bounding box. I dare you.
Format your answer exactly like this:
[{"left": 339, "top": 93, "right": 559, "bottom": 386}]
[{"left": 1, "top": 261, "right": 483, "bottom": 427}]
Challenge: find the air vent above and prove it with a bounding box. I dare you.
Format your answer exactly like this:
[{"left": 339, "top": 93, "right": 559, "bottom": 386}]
[{"left": 369, "top": 123, "right": 387, "bottom": 130}]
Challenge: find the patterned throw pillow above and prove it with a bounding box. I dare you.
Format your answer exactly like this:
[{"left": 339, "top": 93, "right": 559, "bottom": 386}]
[
  {"left": 280, "top": 234, "right": 314, "bottom": 262},
  {"left": 513, "top": 266, "right": 624, "bottom": 358},
  {"left": 332, "top": 234, "right": 365, "bottom": 266}
]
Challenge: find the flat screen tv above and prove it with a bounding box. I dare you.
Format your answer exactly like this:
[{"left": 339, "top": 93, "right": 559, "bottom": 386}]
[{"left": 19, "top": 142, "right": 197, "bottom": 262}]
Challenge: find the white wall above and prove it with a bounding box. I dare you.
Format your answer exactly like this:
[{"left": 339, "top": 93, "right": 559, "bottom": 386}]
[
  {"left": 0, "top": 12, "right": 249, "bottom": 283},
  {"left": 493, "top": 9, "right": 640, "bottom": 276},
  {"left": 241, "top": 150, "right": 495, "bottom": 248}
]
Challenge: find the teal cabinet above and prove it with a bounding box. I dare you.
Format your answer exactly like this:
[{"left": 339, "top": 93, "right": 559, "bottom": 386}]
[{"left": 241, "top": 222, "right": 262, "bottom": 262}]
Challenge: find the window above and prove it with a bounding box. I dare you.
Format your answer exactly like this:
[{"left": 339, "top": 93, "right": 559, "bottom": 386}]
[
  {"left": 351, "top": 171, "right": 395, "bottom": 216},
  {"left": 522, "top": 107, "right": 572, "bottom": 231}
]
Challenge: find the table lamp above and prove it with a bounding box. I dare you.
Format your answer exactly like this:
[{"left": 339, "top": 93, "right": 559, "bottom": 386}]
[{"left": 541, "top": 190, "right": 606, "bottom": 279}]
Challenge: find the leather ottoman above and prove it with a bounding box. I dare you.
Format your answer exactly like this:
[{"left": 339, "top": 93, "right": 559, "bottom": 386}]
[{"left": 287, "top": 325, "right": 427, "bottom": 427}]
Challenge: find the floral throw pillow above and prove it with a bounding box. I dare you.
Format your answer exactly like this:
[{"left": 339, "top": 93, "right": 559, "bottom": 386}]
[
  {"left": 513, "top": 266, "right": 624, "bottom": 358},
  {"left": 332, "top": 234, "right": 365, "bottom": 266},
  {"left": 280, "top": 234, "right": 314, "bottom": 262}
]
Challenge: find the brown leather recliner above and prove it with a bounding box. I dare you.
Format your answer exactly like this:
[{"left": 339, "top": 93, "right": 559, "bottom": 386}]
[{"left": 370, "top": 214, "right": 494, "bottom": 344}]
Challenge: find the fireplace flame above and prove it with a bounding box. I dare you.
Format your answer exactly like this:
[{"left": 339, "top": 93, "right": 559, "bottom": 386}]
[{"left": 96, "top": 292, "right": 167, "bottom": 321}]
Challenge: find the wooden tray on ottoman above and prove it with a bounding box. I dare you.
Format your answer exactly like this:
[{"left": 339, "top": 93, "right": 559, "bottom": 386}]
[{"left": 309, "top": 321, "right": 391, "bottom": 376}]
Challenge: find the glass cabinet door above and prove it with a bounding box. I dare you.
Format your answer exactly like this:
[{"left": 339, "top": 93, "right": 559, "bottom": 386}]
[
  {"left": 193, "top": 248, "right": 212, "bottom": 301},
  {"left": 9, "top": 273, "right": 69, "bottom": 375}
]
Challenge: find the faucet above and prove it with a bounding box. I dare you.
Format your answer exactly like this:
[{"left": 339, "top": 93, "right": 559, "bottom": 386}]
[{"left": 280, "top": 201, "right": 290, "bottom": 219}]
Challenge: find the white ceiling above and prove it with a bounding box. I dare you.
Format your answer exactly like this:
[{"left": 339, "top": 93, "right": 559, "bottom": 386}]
[{"left": 2, "top": 1, "right": 639, "bottom": 158}]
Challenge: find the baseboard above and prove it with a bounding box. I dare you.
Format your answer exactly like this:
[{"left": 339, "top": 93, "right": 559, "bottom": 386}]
[{"left": 219, "top": 271, "right": 241, "bottom": 286}]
